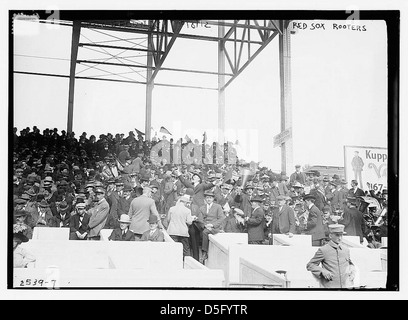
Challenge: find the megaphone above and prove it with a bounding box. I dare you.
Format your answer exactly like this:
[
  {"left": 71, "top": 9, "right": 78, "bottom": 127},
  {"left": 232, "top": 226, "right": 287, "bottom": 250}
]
[{"left": 240, "top": 168, "right": 253, "bottom": 189}]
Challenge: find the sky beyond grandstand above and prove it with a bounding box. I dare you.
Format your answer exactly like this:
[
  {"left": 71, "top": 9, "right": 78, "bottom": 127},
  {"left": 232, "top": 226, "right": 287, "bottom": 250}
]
[{"left": 13, "top": 18, "right": 388, "bottom": 171}]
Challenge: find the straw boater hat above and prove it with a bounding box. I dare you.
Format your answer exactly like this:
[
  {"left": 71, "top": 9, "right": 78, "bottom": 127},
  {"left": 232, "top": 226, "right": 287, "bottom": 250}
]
[{"left": 118, "top": 214, "right": 131, "bottom": 224}]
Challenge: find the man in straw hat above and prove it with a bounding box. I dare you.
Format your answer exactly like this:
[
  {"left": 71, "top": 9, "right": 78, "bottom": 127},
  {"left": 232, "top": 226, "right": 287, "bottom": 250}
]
[
  {"left": 306, "top": 224, "right": 356, "bottom": 288},
  {"left": 108, "top": 214, "right": 136, "bottom": 241}
]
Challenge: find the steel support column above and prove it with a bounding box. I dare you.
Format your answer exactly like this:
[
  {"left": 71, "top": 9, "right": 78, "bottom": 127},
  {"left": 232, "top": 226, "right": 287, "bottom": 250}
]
[
  {"left": 145, "top": 21, "right": 154, "bottom": 141},
  {"left": 67, "top": 20, "right": 81, "bottom": 134},
  {"left": 279, "top": 20, "right": 293, "bottom": 174},
  {"left": 218, "top": 20, "right": 226, "bottom": 146}
]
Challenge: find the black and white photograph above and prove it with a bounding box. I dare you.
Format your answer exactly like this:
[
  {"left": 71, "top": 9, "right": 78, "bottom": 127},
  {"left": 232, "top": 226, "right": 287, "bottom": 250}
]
[{"left": 3, "top": 0, "right": 406, "bottom": 302}]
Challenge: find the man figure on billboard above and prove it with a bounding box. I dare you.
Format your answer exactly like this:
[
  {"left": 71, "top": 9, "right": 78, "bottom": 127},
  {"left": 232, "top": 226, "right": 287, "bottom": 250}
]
[{"left": 351, "top": 151, "right": 364, "bottom": 187}]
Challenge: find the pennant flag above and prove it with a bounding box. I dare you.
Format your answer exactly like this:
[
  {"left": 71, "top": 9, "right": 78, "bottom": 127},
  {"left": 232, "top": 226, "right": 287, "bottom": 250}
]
[
  {"left": 160, "top": 126, "right": 172, "bottom": 136},
  {"left": 185, "top": 134, "right": 191, "bottom": 143},
  {"left": 134, "top": 128, "right": 145, "bottom": 136},
  {"left": 223, "top": 169, "right": 233, "bottom": 183}
]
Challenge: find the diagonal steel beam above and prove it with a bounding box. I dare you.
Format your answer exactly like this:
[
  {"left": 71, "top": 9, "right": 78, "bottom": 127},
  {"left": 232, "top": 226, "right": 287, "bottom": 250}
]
[
  {"left": 148, "top": 20, "right": 184, "bottom": 84},
  {"left": 221, "top": 31, "right": 278, "bottom": 90}
]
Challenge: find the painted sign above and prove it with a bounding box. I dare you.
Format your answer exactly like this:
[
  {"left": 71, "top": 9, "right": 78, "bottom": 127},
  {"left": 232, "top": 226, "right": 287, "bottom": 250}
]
[
  {"left": 344, "top": 145, "right": 387, "bottom": 192},
  {"left": 273, "top": 128, "right": 292, "bottom": 148}
]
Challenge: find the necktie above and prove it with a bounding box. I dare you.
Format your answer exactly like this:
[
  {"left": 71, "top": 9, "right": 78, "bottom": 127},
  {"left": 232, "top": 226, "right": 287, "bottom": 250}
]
[
  {"left": 79, "top": 216, "right": 83, "bottom": 227},
  {"left": 122, "top": 230, "right": 126, "bottom": 239}
]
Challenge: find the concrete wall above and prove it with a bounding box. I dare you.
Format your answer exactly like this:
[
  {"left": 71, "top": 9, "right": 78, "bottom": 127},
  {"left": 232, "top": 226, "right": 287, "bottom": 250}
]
[
  {"left": 20, "top": 240, "right": 183, "bottom": 271},
  {"left": 273, "top": 234, "right": 312, "bottom": 246},
  {"left": 32, "top": 227, "right": 70, "bottom": 240},
  {"left": 206, "top": 233, "right": 387, "bottom": 288},
  {"left": 13, "top": 267, "right": 226, "bottom": 288},
  {"left": 239, "top": 257, "right": 287, "bottom": 288}
]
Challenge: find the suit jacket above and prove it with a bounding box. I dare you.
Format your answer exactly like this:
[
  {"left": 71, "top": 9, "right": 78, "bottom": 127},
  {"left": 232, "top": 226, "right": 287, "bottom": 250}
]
[
  {"left": 305, "top": 204, "right": 326, "bottom": 242},
  {"left": 347, "top": 187, "right": 365, "bottom": 198},
  {"left": 221, "top": 214, "right": 246, "bottom": 233},
  {"left": 69, "top": 212, "right": 91, "bottom": 239},
  {"left": 271, "top": 204, "right": 296, "bottom": 234},
  {"left": 246, "top": 206, "right": 265, "bottom": 242},
  {"left": 30, "top": 207, "right": 54, "bottom": 228},
  {"left": 128, "top": 194, "right": 160, "bottom": 234},
  {"left": 234, "top": 192, "right": 254, "bottom": 217},
  {"left": 289, "top": 171, "right": 307, "bottom": 185},
  {"left": 140, "top": 228, "right": 165, "bottom": 242},
  {"left": 88, "top": 198, "right": 110, "bottom": 238},
  {"left": 70, "top": 212, "right": 91, "bottom": 233},
  {"left": 108, "top": 228, "right": 136, "bottom": 241},
  {"left": 49, "top": 213, "right": 71, "bottom": 228},
  {"left": 339, "top": 207, "right": 365, "bottom": 241},
  {"left": 198, "top": 202, "right": 225, "bottom": 230},
  {"left": 179, "top": 176, "right": 214, "bottom": 208},
  {"left": 306, "top": 240, "right": 354, "bottom": 288},
  {"left": 314, "top": 189, "right": 329, "bottom": 211}
]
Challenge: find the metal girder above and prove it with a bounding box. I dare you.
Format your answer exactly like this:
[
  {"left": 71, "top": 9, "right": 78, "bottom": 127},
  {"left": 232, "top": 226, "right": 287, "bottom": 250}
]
[
  {"left": 14, "top": 71, "right": 217, "bottom": 90},
  {"left": 77, "top": 60, "right": 234, "bottom": 76},
  {"left": 148, "top": 20, "right": 184, "bottom": 84},
  {"left": 220, "top": 20, "right": 279, "bottom": 90},
  {"left": 78, "top": 42, "right": 164, "bottom": 53},
  {"left": 67, "top": 20, "right": 81, "bottom": 134}
]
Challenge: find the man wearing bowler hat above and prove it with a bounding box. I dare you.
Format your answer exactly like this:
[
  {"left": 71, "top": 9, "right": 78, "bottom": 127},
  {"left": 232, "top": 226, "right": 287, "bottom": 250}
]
[
  {"left": 306, "top": 224, "right": 356, "bottom": 288},
  {"left": 198, "top": 190, "right": 226, "bottom": 262},
  {"left": 141, "top": 215, "right": 164, "bottom": 242},
  {"left": 303, "top": 194, "right": 326, "bottom": 246},
  {"left": 108, "top": 214, "right": 136, "bottom": 241},
  {"left": 244, "top": 196, "right": 265, "bottom": 244},
  {"left": 270, "top": 195, "right": 296, "bottom": 238}
]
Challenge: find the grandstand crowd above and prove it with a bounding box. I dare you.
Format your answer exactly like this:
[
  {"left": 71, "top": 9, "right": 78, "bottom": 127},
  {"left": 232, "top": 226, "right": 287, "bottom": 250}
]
[{"left": 12, "top": 126, "right": 388, "bottom": 264}]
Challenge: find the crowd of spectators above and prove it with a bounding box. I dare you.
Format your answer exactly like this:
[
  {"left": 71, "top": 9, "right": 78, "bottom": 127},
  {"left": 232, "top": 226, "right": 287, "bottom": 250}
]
[{"left": 12, "top": 126, "right": 388, "bottom": 265}]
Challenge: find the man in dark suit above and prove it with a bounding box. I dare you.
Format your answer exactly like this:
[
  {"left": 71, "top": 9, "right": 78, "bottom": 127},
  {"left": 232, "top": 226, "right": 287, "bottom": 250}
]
[
  {"left": 49, "top": 200, "right": 71, "bottom": 228},
  {"left": 234, "top": 184, "right": 255, "bottom": 217},
  {"left": 289, "top": 165, "right": 307, "bottom": 185},
  {"left": 244, "top": 196, "right": 265, "bottom": 244},
  {"left": 69, "top": 202, "right": 91, "bottom": 240},
  {"left": 198, "top": 190, "right": 225, "bottom": 262},
  {"left": 271, "top": 195, "right": 296, "bottom": 237},
  {"left": 339, "top": 197, "right": 366, "bottom": 243},
  {"left": 303, "top": 194, "right": 326, "bottom": 246},
  {"left": 347, "top": 180, "right": 365, "bottom": 198},
  {"left": 108, "top": 214, "right": 136, "bottom": 241},
  {"left": 140, "top": 215, "right": 165, "bottom": 241}
]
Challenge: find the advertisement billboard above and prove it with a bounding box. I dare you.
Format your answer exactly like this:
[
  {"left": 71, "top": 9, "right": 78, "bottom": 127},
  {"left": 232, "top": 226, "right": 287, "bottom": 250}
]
[{"left": 344, "top": 145, "right": 387, "bottom": 192}]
